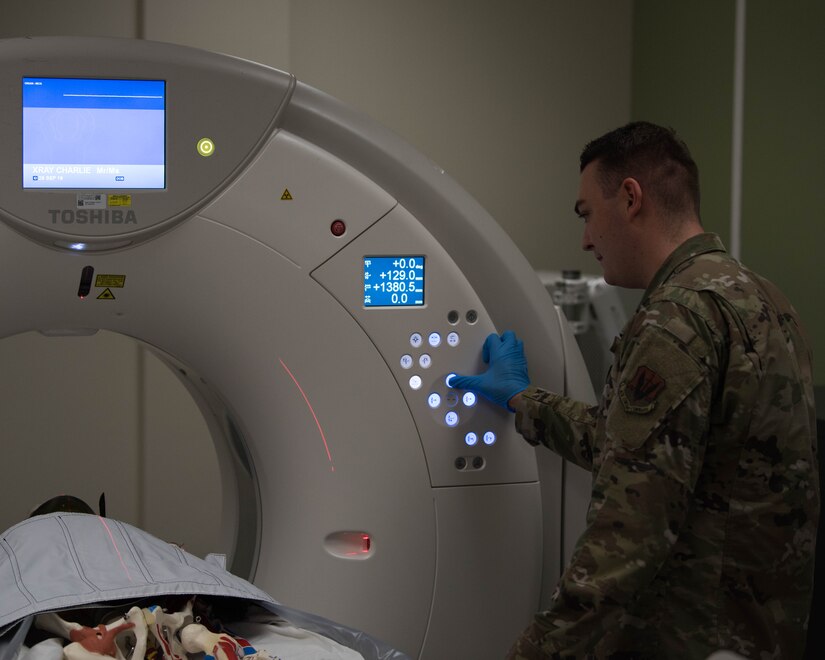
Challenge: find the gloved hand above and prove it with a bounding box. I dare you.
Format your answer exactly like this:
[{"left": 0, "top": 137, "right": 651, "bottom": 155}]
[{"left": 449, "top": 330, "right": 530, "bottom": 411}]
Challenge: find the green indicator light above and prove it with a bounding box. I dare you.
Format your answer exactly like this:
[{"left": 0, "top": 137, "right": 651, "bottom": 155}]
[{"left": 197, "top": 138, "right": 215, "bottom": 157}]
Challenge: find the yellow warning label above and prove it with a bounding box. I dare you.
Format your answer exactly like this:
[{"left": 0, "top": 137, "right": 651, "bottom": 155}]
[
  {"left": 281, "top": 189, "right": 293, "bottom": 201},
  {"left": 97, "top": 288, "right": 116, "bottom": 300},
  {"left": 108, "top": 194, "right": 132, "bottom": 207},
  {"left": 95, "top": 274, "right": 126, "bottom": 288}
]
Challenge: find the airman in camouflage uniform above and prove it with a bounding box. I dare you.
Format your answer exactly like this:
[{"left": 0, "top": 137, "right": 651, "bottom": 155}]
[
  {"left": 509, "top": 232, "right": 818, "bottom": 659},
  {"left": 452, "top": 122, "right": 818, "bottom": 658}
]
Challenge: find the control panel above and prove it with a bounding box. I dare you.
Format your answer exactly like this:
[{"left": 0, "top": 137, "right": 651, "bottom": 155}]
[{"left": 313, "top": 203, "right": 538, "bottom": 488}]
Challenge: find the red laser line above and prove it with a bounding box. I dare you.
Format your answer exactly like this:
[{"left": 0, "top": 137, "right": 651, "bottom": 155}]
[
  {"left": 97, "top": 516, "right": 132, "bottom": 582},
  {"left": 279, "top": 358, "right": 335, "bottom": 472}
]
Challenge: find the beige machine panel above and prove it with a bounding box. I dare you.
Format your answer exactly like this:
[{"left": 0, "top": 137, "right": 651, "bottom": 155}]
[
  {"left": 314, "top": 204, "right": 538, "bottom": 487},
  {"left": 201, "top": 131, "right": 395, "bottom": 270}
]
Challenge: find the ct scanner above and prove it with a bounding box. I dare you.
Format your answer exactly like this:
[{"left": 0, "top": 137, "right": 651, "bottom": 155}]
[{"left": 0, "top": 37, "right": 595, "bottom": 659}]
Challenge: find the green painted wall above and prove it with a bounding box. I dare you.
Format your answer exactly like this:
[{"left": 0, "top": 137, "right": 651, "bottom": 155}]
[
  {"left": 632, "top": 0, "right": 825, "bottom": 384},
  {"left": 741, "top": 1, "right": 825, "bottom": 386},
  {"left": 632, "top": 0, "right": 735, "bottom": 244}
]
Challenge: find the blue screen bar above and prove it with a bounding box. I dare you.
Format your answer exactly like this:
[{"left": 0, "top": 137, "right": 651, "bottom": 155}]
[{"left": 23, "top": 77, "right": 165, "bottom": 111}]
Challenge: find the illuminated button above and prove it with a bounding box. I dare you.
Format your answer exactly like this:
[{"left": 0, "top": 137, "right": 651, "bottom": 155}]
[
  {"left": 400, "top": 354, "right": 413, "bottom": 369},
  {"left": 483, "top": 431, "right": 497, "bottom": 446},
  {"left": 410, "top": 333, "right": 423, "bottom": 348},
  {"left": 427, "top": 393, "right": 441, "bottom": 409},
  {"left": 419, "top": 354, "right": 432, "bottom": 369},
  {"left": 462, "top": 392, "right": 477, "bottom": 407},
  {"left": 465, "top": 432, "right": 478, "bottom": 446},
  {"left": 409, "top": 375, "right": 422, "bottom": 390},
  {"left": 445, "top": 411, "right": 459, "bottom": 427},
  {"left": 445, "top": 373, "right": 457, "bottom": 387},
  {"left": 197, "top": 137, "right": 215, "bottom": 157},
  {"left": 428, "top": 332, "right": 442, "bottom": 347},
  {"left": 447, "top": 332, "right": 460, "bottom": 347}
]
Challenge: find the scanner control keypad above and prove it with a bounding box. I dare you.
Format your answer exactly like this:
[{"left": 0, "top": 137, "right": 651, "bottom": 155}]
[{"left": 399, "top": 327, "right": 497, "bottom": 445}]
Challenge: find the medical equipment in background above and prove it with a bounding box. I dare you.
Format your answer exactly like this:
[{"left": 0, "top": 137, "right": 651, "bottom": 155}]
[
  {"left": 537, "top": 270, "right": 628, "bottom": 390},
  {"left": 0, "top": 37, "right": 594, "bottom": 659}
]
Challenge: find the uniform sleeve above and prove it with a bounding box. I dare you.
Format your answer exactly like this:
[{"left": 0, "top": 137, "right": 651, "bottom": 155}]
[
  {"left": 508, "top": 310, "right": 716, "bottom": 658},
  {"left": 514, "top": 387, "right": 599, "bottom": 471}
]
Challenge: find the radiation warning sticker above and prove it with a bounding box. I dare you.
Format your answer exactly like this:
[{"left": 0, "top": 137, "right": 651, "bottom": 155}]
[
  {"left": 97, "top": 288, "right": 116, "bottom": 300},
  {"left": 95, "top": 274, "right": 126, "bottom": 288},
  {"left": 281, "top": 188, "right": 293, "bottom": 200}
]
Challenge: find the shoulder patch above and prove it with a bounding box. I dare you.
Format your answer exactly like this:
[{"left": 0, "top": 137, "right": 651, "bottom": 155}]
[
  {"left": 620, "top": 365, "right": 666, "bottom": 414},
  {"left": 607, "top": 325, "right": 708, "bottom": 450}
]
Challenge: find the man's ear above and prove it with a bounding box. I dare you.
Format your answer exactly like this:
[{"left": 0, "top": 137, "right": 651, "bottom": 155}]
[{"left": 621, "top": 177, "right": 643, "bottom": 219}]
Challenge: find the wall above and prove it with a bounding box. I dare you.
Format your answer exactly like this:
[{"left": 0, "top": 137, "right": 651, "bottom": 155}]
[
  {"left": 632, "top": 0, "right": 736, "bottom": 245},
  {"left": 0, "top": 1, "right": 634, "bottom": 555},
  {"left": 0, "top": 0, "right": 138, "bottom": 38},
  {"left": 742, "top": 1, "right": 825, "bottom": 390},
  {"left": 632, "top": 0, "right": 825, "bottom": 387}
]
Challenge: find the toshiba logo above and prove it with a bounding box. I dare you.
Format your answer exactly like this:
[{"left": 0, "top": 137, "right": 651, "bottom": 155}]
[{"left": 48, "top": 209, "right": 138, "bottom": 224}]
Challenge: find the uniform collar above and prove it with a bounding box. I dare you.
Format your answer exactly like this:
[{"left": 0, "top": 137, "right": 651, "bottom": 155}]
[{"left": 641, "top": 232, "right": 727, "bottom": 303}]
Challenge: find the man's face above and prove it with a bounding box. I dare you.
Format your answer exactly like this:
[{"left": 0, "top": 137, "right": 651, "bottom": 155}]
[{"left": 575, "top": 162, "right": 635, "bottom": 287}]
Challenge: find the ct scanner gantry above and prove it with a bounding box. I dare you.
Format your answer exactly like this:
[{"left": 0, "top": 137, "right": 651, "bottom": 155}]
[{"left": 0, "top": 36, "right": 593, "bottom": 659}]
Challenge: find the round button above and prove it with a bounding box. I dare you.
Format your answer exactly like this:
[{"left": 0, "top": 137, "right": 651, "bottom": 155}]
[
  {"left": 465, "top": 432, "right": 478, "bottom": 446},
  {"left": 410, "top": 333, "right": 423, "bottom": 348},
  {"left": 445, "top": 411, "right": 459, "bottom": 427},
  {"left": 427, "top": 393, "right": 442, "bottom": 409},
  {"left": 447, "top": 332, "right": 460, "bottom": 347},
  {"left": 428, "top": 332, "right": 442, "bottom": 347},
  {"left": 445, "top": 392, "right": 459, "bottom": 407},
  {"left": 419, "top": 354, "right": 432, "bottom": 369},
  {"left": 409, "top": 375, "right": 422, "bottom": 390},
  {"left": 483, "top": 431, "right": 497, "bottom": 446},
  {"left": 445, "top": 373, "right": 457, "bottom": 387},
  {"left": 400, "top": 354, "right": 413, "bottom": 369},
  {"left": 197, "top": 137, "right": 215, "bottom": 157},
  {"left": 462, "top": 392, "right": 477, "bottom": 407},
  {"left": 330, "top": 219, "right": 346, "bottom": 236}
]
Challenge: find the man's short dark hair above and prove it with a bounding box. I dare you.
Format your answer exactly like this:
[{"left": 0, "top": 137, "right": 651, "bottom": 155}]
[{"left": 580, "top": 121, "right": 701, "bottom": 219}]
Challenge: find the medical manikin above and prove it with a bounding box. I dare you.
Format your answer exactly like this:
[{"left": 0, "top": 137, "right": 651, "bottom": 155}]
[
  {"left": 0, "top": 36, "right": 594, "bottom": 659},
  {"left": 0, "top": 510, "right": 403, "bottom": 660}
]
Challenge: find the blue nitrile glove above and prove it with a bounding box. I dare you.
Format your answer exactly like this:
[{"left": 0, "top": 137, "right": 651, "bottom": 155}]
[{"left": 449, "top": 330, "right": 530, "bottom": 411}]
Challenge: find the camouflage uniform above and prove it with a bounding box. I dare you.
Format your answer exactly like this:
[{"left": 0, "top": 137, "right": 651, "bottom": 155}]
[{"left": 509, "top": 233, "right": 818, "bottom": 659}]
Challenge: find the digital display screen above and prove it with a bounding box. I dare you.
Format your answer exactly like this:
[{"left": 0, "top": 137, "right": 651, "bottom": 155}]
[
  {"left": 363, "top": 256, "right": 425, "bottom": 307},
  {"left": 22, "top": 77, "right": 166, "bottom": 189}
]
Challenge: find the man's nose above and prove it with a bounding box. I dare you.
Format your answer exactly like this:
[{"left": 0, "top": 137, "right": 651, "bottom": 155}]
[{"left": 581, "top": 225, "right": 593, "bottom": 252}]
